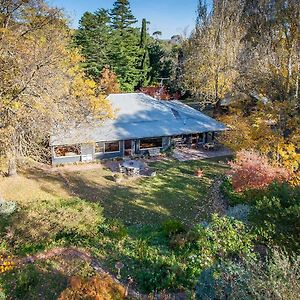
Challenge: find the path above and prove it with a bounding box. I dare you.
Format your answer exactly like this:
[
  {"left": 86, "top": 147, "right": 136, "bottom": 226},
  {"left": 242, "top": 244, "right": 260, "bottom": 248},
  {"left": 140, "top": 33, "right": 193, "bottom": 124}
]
[{"left": 197, "top": 176, "right": 228, "bottom": 220}]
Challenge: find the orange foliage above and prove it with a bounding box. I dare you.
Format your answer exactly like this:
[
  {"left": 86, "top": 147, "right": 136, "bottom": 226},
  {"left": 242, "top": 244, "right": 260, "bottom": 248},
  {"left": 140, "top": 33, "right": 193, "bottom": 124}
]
[
  {"left": 58, "top": 274, "right": 125, "bottom": 300},
  {"left": 139, "top": 86, "right": 181, "bottom": 100},
  {"left": 229, "top": 150, "right": 291, "bottom": 192},
  {"left": 98, "top": 65, "right": 121, "bottom": 95}
]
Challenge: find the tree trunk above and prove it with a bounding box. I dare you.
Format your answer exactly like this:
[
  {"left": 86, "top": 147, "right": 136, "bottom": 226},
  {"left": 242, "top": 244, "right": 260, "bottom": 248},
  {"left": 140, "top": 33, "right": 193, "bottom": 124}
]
[{"left": 8, "top": 156, "right": 17, "bottom": 177}]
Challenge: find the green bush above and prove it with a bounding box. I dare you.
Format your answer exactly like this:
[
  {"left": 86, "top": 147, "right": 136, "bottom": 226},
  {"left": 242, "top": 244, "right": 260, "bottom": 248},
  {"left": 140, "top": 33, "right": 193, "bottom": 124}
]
[
  {"left": 250, "top": 183, "right": 300, "bottom": 253},
  {"left": 226, "top": 204, "right": 251, "bottom": 223},
  {"left": 196, "top": 250, "right": 300, "bottom": 300},
  {"left": 194, "top": 214, "right": 255, "bottom": 260},
  {"left": 106, "top": 219, "right": 128, "bottom": 240},
  {"left": 162, "top": 219, "right": 186, "bottom": 237},
  {"left": 221, "top": 177, "right": 246, "bottom": 205}
]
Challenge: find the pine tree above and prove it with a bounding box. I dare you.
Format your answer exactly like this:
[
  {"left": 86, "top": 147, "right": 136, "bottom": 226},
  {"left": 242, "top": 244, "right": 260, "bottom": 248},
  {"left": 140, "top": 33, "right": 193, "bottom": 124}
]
[
  {"left": 110, "top": 0, "right": 137, "bottom": 31},
  {"left": 109, "top": 0, "right": 142, "bottom": 91},
  {"left": 137, "top": 18, "right": 150, "bottom": 88},
  {"left": 74, "top": 9, "right": 111, "bottom": 79}
]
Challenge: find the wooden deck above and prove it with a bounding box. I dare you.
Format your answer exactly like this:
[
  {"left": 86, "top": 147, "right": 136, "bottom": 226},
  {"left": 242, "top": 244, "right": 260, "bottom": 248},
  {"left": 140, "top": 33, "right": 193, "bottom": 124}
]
[{"left": 172, "top": 146, "right": 233, "bottom": 162}]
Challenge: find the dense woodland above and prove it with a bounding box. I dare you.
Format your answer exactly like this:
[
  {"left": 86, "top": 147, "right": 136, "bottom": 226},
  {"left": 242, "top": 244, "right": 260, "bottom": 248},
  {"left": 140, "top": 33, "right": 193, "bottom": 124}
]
[{"left": 0, "top": 0, "right": 299, "bottom": 299}]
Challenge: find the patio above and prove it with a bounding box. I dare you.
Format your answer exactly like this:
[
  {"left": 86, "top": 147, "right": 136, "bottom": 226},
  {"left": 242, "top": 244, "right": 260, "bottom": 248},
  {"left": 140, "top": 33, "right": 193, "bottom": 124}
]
[
  {"left": 104, "top": 159, "right": 157, "bottom": 177},
  {"left": 172, "top": 145, "right": 233, "bottom": 162}
]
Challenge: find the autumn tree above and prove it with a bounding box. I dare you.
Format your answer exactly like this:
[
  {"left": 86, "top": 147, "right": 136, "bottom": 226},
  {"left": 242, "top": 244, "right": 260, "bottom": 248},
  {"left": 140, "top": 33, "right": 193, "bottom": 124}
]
[
  {"left": 0, "top": 0, "right": 112, "bottom": 175},
  {"left": 228, "top": 150, "right": 290, "bottom": 192},
  {"left": 183, "top": 0, "right": 244, "bottom": 105},
  {"left": 98, "top": 65, "right": 121, "bottom": 95}
]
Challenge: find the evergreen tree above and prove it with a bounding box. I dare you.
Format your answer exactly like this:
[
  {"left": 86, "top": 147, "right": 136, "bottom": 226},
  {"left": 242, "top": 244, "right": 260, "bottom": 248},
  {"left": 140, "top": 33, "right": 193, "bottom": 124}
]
[
  {"left": 109, "top": 0, "right": 142, "bottom": 91},
  {"left": 137, "top": 18, "right": 150, "bottom": 88},
  {"left": 110, "top": 0, "right": 137, "bottom": 31},
  {"left": 74, "top": 9, "right": 111, "bottom": 79}
]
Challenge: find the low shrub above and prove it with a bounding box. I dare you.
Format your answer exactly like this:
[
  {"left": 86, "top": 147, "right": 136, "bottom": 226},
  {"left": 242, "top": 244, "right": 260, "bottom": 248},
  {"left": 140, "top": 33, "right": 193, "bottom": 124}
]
[
  {"left": 106, "top": 219, "right": 128, "bottom": 240},
  {"left": 58, "top": 274, "right": 125, "bottom": 300},
  {"left": 162, "top": 219, "right": 186, "bottom": 237},
  {"left": 250, "top": 183, "right": 300, "bottom": 253},
  {"left": 226, "top": 204, "right": 251, "bottom": 223},
  {"left": 0, "top": 200, "right": 17, "bottom": 216},
  {"left": 196, "top": 250, "right": 300, "bottom": 300},
  {"left": 193, "top": 214, "right": 255, "bottom": 260},
  {"left": 221, "top": 177, "right": 245, "bottom": 206}
]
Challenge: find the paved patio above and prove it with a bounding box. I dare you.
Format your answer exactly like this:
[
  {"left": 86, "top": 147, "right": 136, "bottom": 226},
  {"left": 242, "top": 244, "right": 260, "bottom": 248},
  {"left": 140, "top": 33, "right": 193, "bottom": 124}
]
[
  {"left": 172, "top": 146, "right": 233, "bottom": 162},
  {"left": 104, "top": 160, "right": 157, "bottom": 177}
]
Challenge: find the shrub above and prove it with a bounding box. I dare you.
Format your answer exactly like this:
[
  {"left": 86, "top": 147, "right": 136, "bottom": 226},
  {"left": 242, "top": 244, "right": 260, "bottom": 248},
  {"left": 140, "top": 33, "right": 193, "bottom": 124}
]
[
  {"left": 194, "top": 214, "right": 255, "bottom": 260},
  {"left": 228, "top": 150, "right": 290, "bottom": 192},
  {"left": 220, "top": 176, "right": 246, "bottom": 205},
  {"left": 226, "top": 204, "right": 251, "bottom": 223},
  {"left": 0, "top": 195, "right": 17, "bottom": 216},
  {"left": 250, "top": 183, "right": 300, "bottom": 253},
  {"left": 58, "top": 274, "right": 125, "bottom": 300},
  {"left": 196, "top": 250, "right": 300, "bottom": 300},
  {"left": 162, "top": 219, "right": 186, "bottom": 237},
  {"left": 106, "top": 219, "right": 128, "bottom": 240},
  {"left": 169, "top": 233, "right": 188, "bottom": 250}
]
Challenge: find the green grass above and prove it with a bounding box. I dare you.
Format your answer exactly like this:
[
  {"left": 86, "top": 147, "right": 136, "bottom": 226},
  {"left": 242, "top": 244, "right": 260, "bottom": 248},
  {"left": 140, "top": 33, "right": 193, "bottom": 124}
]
[
  {"left": 0, "top": 158, "right": 229, "bottom": 295},
  {"left": 0, "top": 158, "right": 228, "bottom": 226}
]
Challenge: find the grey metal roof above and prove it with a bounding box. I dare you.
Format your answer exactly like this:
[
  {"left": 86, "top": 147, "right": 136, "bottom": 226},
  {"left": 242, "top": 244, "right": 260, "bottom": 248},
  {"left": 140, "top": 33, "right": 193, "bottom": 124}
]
[{"left": 50, "top": 93, "right": 227, "bottom": 146}]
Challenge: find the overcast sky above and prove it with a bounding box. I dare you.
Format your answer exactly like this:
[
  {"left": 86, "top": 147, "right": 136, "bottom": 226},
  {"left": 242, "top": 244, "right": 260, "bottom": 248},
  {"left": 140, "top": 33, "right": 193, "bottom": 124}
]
[{"left": 49, "top": 0, "right": 212, "bottom": 39}]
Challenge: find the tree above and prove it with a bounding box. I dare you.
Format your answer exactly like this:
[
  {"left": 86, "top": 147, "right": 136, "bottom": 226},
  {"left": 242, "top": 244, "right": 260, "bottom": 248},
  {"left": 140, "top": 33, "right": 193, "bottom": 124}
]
[
  {"left": 0, "top": 0, "right": 112, "bottom": 175},
  {"left": 110, "top": 0, "right": 137, "bottom": 31},
  {"left": 137, "top": 18, "right": 150, "bottom": 88},
  {"left": 228, "top": 150, "right": 290, "bottom": 192},
  {"left": 98, "top": 65, "right": 121, "bottom": 95},
  {"left": 183, "top": 0, "right": 244, "bottom": 105},
  {"left": 74, "top": 9, "right": 112, "bottom": 79},
  {"left": 109, "top": 0, "right": 144, "bottom": 91}
]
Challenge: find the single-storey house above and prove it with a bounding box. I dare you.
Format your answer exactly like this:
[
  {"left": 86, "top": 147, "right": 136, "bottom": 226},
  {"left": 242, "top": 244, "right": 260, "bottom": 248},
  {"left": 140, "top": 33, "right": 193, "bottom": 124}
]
[{"left": 50, "top": 93, "right": 227, "bottom": 165}]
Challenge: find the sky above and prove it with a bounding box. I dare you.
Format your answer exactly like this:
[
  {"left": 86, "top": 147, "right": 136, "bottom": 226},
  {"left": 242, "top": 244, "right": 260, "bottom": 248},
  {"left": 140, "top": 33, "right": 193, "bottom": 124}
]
[{"left": 48, "top": 0, "right": 208, "bottom": 39}]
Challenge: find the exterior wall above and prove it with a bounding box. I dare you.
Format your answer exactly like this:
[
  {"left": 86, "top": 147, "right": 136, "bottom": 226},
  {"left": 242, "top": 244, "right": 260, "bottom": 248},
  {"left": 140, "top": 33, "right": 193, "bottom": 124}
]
[
  {"left": 52, "top": 155, "right": 81, "bottom": 165},
  {"left": 51, "top": 132, "right": 217, "bottom": 164},
  {"left": 81, "top": 143, "right": 94, "bottom": 162},
  {"left": 94, "top": 141, "right": 124, "bottom": 160},
  {"left": 162, "top": 136, "right": 171, "bottom": 149}
]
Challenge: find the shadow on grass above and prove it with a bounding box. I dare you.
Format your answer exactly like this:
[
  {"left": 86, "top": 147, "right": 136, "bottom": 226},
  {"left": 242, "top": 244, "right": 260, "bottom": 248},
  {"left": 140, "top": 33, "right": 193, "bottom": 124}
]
[{"left": 21, "top": 159, "right": 228, "bottom": 226}]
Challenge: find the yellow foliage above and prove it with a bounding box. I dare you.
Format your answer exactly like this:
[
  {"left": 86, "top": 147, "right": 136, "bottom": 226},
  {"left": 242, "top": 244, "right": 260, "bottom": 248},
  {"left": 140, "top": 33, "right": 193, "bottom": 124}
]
[
  {"left": 58, "top": 274, "right": 126, "bottom": 300},
  {"left": 0, "top": 255, "right": 15, "bottom": 274}
]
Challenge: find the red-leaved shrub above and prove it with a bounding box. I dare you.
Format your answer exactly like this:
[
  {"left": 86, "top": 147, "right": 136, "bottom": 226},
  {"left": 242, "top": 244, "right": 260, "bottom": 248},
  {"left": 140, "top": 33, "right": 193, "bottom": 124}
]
[{"left": 228, "top": 150, "right": 290, "bottom": 192}]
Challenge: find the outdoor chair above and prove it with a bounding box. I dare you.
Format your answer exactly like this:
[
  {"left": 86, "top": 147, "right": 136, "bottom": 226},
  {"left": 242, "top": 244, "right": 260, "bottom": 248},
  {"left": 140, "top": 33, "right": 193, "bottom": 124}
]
[{"left": 118, "top": 164, "right": 126, "bottom": 174}]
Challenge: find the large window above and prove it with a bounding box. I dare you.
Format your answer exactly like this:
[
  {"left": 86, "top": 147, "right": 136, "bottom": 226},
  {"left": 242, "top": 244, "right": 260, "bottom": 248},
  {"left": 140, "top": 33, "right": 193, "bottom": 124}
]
[
  {"left": 95, "top": 142, "right": 104, "bottom": 154},
  {"left": 54, "top": 145, "right": 81, "bottom": 157},
  {"left": 104, "top": 141, "right": 120, "bottom": 153},
  {"left": 140, "top": 138, "right": 163, "bottom": 149}
]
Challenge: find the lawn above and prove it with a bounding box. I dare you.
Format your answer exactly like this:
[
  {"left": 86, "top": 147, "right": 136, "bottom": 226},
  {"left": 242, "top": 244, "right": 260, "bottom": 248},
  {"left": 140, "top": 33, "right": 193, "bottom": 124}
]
[
  {"left": 0, "top": 158, "right": 230, "bottom": 297},
  {"left": 0, "top": 158, "right": 228, "bottom": 225}
]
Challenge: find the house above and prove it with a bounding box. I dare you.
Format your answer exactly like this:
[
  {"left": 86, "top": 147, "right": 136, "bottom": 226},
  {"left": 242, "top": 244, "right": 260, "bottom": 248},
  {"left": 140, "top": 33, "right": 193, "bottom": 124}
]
[{"left": 50, "top": 93, "right": 227, "bottom": 165}]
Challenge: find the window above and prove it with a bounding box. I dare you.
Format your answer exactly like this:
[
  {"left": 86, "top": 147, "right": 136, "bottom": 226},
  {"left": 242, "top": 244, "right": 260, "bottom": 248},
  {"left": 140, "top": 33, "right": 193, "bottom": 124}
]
[
  {"left": 54, "top": 145, "right": 81, "bottom": 157},
  {"left": 140, "top": 138, "right": 163, "bottom": 149},
  {"left": 104, "top": 141, "right": 120, "bottom": 153},
  {"left": 95, "top": 142, "right": 104, "bottom": 154}
]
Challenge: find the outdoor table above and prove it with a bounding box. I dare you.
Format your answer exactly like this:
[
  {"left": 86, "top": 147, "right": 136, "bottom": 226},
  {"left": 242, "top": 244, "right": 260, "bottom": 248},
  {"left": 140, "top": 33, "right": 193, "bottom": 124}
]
[
  {"left": 122, "top": 160, "right": 141, "bottom": 175},
  {"left": 203, "top": 142, "right": 215, "bottom": 151}
]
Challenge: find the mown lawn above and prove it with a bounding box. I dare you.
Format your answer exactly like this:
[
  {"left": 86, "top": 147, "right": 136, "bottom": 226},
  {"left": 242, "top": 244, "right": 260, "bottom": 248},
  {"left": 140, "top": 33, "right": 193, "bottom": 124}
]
[
  {"left": 0, "top": 158, "right": 231, "bottom": 297},
  {"left": 0, "top": 158, "right": 228, "bottom": 225}
]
